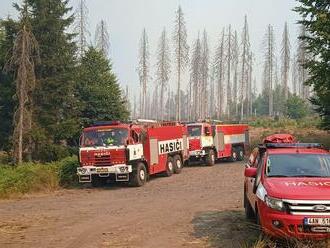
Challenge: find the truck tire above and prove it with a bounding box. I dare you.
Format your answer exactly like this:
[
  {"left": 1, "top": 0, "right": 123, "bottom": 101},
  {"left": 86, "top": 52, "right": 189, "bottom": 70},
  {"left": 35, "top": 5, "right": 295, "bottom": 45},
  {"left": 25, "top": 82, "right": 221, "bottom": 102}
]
[
  {"left": 91, "top": 175, "right": 106, "bottom": 187},
  {"left": 229, "top": 148, "right": 238, "bottom": 162},
  {"left": 129, "top": 162, "right": 147, "bottom": 187},
  {"left": 205, "top": 150, "right": 215, "bottom": 166},
  {"left": 237, "top": 147, "right": 244, "bottom": 161},
  {"left": 244, "top": 191, "right": 255, "bottom": 220},
  {"left": 173, "top": 154, "right": 183, "bottom": 174},
  {"left": 164, "top": 156, "right": 174, "bottom": 177}
]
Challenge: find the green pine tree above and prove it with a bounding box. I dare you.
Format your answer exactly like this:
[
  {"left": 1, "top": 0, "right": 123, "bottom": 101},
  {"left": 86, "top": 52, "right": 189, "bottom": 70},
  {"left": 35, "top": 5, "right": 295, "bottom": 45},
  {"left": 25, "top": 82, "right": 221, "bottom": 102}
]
[
  {"left": 286, "top": 95, "right": 309, "bottom": 120},
  {"left": 0, "top": 19, "right": 19, "bottom": 151},
  {"left": 294, "top": 0, "right": 330, "bottom": 129},
  {"left": 77, "top": 47, "right": 129, "bottom": 126},
  {"left": 26, "top": 0, "right": 79, "bottom": 157}
]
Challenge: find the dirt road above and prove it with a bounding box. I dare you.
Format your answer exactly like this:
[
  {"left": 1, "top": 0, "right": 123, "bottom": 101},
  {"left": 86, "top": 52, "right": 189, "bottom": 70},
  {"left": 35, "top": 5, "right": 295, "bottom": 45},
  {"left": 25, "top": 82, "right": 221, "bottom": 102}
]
[{"left": 0, "top": 162, "right": 260, "bottom": 248}]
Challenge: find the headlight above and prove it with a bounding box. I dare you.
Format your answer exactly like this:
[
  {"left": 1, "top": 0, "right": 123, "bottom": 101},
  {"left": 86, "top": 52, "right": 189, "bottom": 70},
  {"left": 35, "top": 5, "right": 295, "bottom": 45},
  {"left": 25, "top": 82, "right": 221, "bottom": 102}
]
[
  {"left": 265, "top": 196, "right": 285, "bottom": 211},
  {"left": 77, "top": 168, "right": 87, "bottom": 174}
]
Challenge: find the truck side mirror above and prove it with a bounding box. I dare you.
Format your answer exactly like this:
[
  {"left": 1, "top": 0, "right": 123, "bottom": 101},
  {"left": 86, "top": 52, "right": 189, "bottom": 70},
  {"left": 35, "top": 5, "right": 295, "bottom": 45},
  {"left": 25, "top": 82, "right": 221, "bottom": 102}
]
[{"left": 245, "top": 167, "right": 257, "bottom": 178}]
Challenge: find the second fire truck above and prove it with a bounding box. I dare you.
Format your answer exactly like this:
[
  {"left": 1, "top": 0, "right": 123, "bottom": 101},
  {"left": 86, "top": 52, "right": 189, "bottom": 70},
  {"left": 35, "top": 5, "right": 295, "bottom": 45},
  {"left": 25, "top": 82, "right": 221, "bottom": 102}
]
[{"left": 186, "top": 122, "right": 249, "bottom": 166}]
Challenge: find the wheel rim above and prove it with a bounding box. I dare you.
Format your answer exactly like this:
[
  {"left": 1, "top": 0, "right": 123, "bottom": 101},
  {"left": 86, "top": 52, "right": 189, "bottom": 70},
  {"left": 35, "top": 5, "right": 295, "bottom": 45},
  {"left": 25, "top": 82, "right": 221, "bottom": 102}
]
[
  {"left": 240, "top": 151, "right": 244, "bottom": 158},
  {"left": 168, "top": 161, "right": 173, "bottom": 171},
  {"left": 233, "top": 152, "right": 237, "bottom": 159},
  {"left": 176, "top": 159, "right": 182, "bottom": 169},
  {"left": 139, "top": 169, "right": 145, "bottom": 180}
]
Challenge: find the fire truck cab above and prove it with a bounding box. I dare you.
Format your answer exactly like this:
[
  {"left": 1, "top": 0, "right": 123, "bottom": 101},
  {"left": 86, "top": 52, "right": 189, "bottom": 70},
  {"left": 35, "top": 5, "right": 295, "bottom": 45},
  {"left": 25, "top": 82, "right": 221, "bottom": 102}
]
[
  {"left": 77, "top": 121, "right": 189, "bottom": 187},
  {"left": 187, "top": 122, "right": 249, "bottom": 165},
  {"left": 187, "top": 122, "right": 215, "bottom": 165}
]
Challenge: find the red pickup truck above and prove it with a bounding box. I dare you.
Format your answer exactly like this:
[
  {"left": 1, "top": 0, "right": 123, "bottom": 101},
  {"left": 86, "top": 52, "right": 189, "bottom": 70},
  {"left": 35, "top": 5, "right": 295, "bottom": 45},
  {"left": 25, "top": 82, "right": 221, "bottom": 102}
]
[{"left": 244, "top": 134, "right": 330, "bottom": 239}]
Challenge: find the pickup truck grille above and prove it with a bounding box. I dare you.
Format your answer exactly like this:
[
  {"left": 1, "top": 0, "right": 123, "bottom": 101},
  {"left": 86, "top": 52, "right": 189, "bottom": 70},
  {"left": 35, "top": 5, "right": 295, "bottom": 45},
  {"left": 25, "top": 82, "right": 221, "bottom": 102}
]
[{"left": 284, "top": 199, "right": 330, "bottom": 216}]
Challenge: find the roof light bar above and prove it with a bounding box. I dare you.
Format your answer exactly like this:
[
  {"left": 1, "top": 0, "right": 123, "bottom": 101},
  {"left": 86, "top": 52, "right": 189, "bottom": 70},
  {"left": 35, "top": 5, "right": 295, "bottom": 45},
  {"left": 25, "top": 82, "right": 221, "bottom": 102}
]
[{"left": 259, "top": 143, "right": 323, "bottom": 149}]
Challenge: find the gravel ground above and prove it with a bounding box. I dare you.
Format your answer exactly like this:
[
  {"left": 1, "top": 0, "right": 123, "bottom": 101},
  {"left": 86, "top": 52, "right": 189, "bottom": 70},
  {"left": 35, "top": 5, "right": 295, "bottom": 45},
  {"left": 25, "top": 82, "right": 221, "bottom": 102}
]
[{"left": 0, "top": 161, "right": 260, "bottom": 248}]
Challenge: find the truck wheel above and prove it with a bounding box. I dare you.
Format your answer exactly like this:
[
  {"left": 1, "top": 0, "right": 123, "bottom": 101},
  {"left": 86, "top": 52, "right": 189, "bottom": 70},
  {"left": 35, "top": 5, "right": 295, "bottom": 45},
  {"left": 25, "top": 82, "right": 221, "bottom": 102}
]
[
  {"left": 205, "top": 150, "right": 215, "bottom": 166},
  {"left": 244, "top": 191, "right": 255, "bottom": 220},
  {"left": 129, "top": 162, "right": 147, "bottom": 187},
  {"left": 173, "top": 155, "right": 183, "bottom": 174},
  {"left": 164, "top": 156, "right": 174, "bottom": 177},
  {"left": 229, "top": 148, "right": 238, "bottom": 162},
  {"left": 237, "top": 147, "right": 244, "bottom": 161},
  {"left": 91, "top": 175, "right": 106, "bottom": 187}
]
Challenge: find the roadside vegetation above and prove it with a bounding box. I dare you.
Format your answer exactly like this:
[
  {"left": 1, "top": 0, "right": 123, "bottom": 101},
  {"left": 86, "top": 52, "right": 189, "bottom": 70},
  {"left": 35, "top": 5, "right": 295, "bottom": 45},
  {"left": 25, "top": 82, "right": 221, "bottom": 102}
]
[
  {"left": 249, "top": 116, "right": 330, "bottom": 150},
  {"left": 0, "top": 156, "right": 78, "bottom": 199}
]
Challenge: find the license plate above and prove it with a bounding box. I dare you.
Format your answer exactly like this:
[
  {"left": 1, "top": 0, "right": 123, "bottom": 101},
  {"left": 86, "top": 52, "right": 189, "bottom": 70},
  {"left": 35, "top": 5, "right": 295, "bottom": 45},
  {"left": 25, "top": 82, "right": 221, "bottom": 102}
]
[
  {"left": 96, "top": 168, "right": 109, "bottom": 173},
  {"left": 304, "top": 218, "right": 330, "bottom": 226},
  {"left": 310, "top": 226, "right": 330, "bottom": 233}
]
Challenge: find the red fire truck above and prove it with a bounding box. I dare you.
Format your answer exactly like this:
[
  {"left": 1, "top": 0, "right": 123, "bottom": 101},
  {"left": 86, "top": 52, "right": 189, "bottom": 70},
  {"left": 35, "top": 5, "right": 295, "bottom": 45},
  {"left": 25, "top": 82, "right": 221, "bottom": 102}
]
[
  {"left": 77, "top": 121, "right": 189, "bottom": 187},
  {"left": 186, "top": 122, "right": 249, "bottom": 165}
]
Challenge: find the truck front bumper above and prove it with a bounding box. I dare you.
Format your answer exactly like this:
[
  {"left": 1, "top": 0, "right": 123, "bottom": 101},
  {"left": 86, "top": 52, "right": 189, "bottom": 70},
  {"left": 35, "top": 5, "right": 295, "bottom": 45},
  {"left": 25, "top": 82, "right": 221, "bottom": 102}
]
[
  {"left": 77, "top": 164, "right": 132, "bottom": 183},
  {"left": 189, "top": 150, "right": 206, "bottom": 157},
  {"left": 258, "top": 201, "right": 330, "bottom": 240}
]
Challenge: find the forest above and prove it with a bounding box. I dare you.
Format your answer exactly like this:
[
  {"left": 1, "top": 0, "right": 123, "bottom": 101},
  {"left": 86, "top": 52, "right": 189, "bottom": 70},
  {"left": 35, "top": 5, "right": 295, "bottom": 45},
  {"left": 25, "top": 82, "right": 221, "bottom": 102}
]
[{"left": 0, "top": 0, "right": 329, "bottom": 164}]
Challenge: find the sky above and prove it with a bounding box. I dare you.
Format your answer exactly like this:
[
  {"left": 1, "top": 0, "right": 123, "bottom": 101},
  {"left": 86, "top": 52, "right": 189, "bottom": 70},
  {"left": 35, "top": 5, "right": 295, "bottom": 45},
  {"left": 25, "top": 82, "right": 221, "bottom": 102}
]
[{"left": 0, "top": 0, "right": 301, "bottom": 99}]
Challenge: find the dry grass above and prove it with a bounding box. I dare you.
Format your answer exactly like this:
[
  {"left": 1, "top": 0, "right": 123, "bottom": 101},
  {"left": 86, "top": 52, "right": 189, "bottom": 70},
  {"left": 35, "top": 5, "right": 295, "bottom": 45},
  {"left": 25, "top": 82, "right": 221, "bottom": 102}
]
[{"left": 250, "top": 236, "right": 330, "bottom": 248}]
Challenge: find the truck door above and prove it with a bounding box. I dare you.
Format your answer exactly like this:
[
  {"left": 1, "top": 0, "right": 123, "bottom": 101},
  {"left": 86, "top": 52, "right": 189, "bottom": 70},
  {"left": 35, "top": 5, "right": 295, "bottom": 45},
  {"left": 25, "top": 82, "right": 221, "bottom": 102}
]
[
  {"left": 149, "top": 138, "right": 159, "bottom": 174},
  {"left": 214, "top": 131, "right": 225, "bottom": 152}
]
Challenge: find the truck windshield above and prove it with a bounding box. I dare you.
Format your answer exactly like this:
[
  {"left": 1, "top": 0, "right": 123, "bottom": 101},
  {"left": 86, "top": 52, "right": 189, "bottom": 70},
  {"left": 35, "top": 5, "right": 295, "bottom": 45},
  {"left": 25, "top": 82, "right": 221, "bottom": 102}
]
[
  {"left": 187, "top": 126, "right": 202, "bottom": 137},
  {"left": 82, "top": 128, "right": 128, "bottom": 147},
  {"left": 266, "top": 154, "right": 330, "bottom": 178}
]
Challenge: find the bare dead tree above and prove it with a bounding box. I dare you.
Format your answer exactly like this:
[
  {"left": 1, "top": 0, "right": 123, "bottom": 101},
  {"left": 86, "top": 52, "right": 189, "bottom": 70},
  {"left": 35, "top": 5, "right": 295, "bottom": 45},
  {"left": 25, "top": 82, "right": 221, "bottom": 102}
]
[
  {"left": 297, "top": 25, "right": 309, "bottom": 99},
  {"left": 95, "top": 20, "right": 110, "bottom": 57},
  {"left": 173, "top": 5, "right": 189, "bottom": 121},
  {"left": 225, "top": 25, "right": 235, "bottom": 116},
  {"left": 138, "top": 28, "right": 150, "bottom": 118},
  {"left": 156, "top": 28, "right": 171, "bottom": 120},
  {"left": 247, "top": 52, "right": 253, "bottom": 116},
  {"left": 240, "top": 15, "right": 250, "bottom": 120},
  {"left": 189, "top": 33, "right": 202, "bottom": 120},
  {"left": 263, "top": 24, "right": 276, "bottom": 116},
  {"left": 214, "top": 28, "right": 225, "bottom": 119},
  {"left": 151, "top": 84, "right": 159, "bottom": 120},
  {"left": 200, "top": 29, "right": 209, "bottom": 119},
  {"left": 281, "top": 22, "right": 291, "bottom": 100},
  {"left": 133, "top": 94, "right": 136, "bottom": 119},
  {"left": 232, "top": 30, "right": 239, "bottom": 117},
  {"left": 291, "top": 53, "right": 299, "bottom": 95},
  {"left": 5, "top": 3, "right": 39, "bottom": 163},
  {"left": 74, "top": 0, "right": 89, "bottom": 59},
  {"left": 209, "top": 79, "right": 215, "bottom": 118}
]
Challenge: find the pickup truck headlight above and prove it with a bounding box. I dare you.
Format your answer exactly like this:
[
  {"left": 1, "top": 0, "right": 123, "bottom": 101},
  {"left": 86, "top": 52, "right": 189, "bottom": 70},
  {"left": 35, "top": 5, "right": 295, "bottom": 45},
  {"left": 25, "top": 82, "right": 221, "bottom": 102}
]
[{"left": 265, "top": 196, "right": 285, "bottom": 211}]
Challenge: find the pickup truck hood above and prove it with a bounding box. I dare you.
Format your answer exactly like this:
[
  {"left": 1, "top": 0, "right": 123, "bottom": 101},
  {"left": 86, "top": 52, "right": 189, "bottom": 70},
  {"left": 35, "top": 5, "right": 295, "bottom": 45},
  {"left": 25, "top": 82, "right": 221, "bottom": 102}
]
[{"left": 264, "top": 178, "right": 330, "bottom": 200}]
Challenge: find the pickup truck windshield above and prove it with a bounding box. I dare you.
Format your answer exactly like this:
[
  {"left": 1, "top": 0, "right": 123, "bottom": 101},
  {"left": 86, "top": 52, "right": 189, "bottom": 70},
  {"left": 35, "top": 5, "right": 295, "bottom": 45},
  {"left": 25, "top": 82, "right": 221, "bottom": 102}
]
[
  {"left": 187, "top": 126, "right": 202, "bottom": 137},
  {"left": 266, "top": 154, "right": 330, "bottom": 178},
  {"left": 82, "top": 128, "right": 128, "bottom": 147}
]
